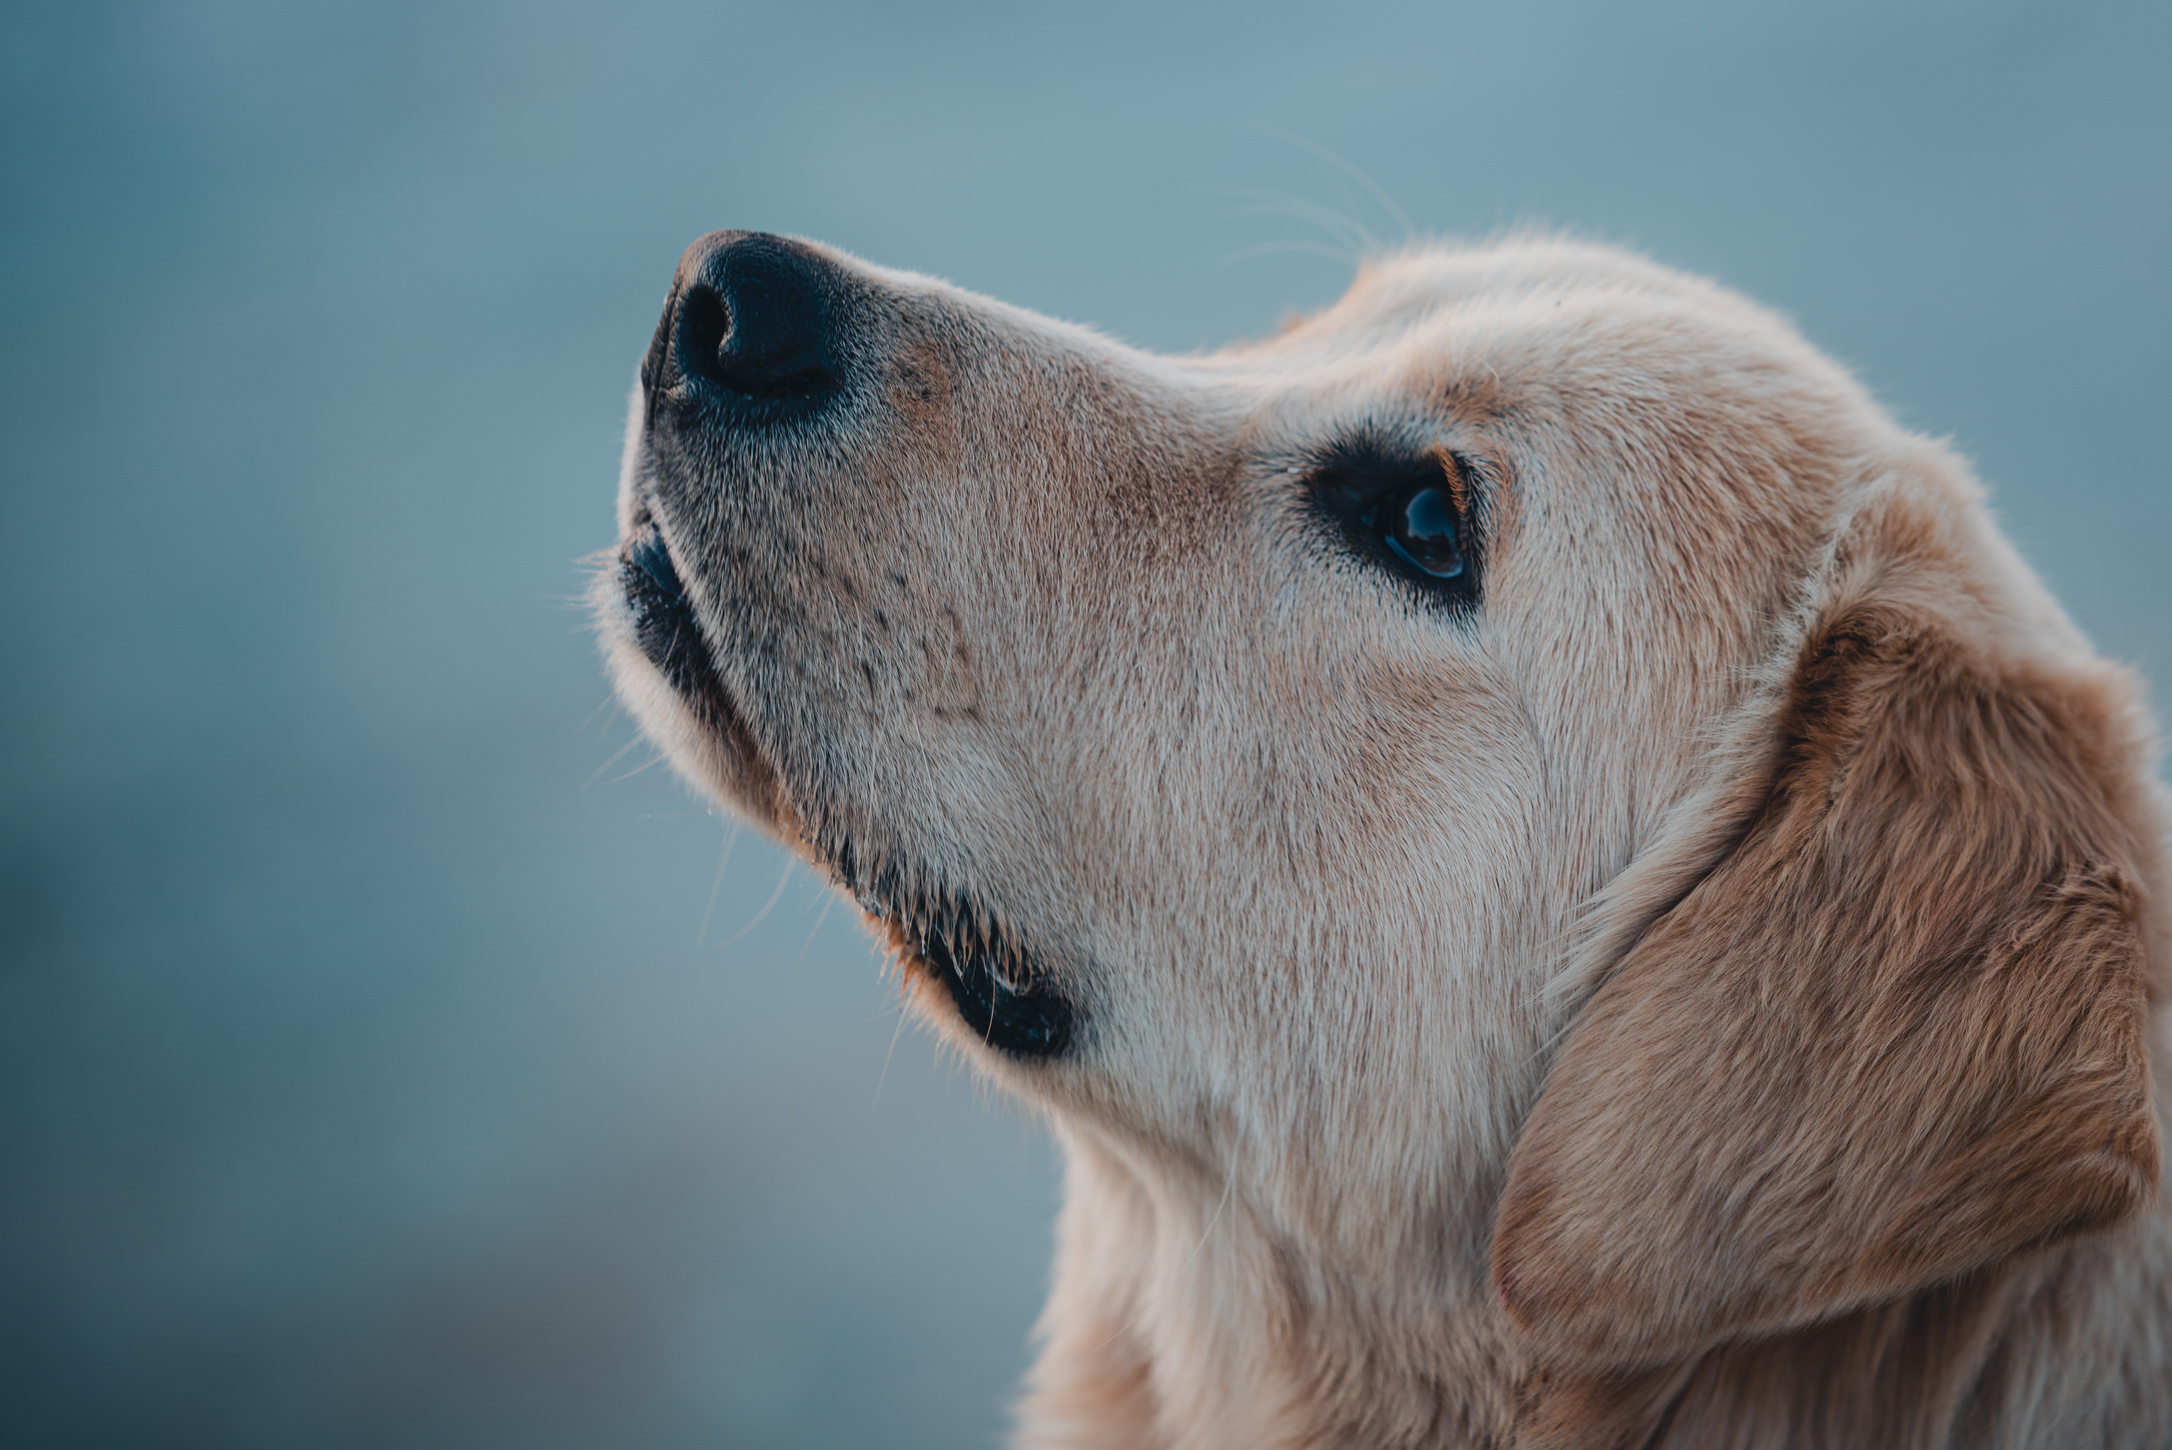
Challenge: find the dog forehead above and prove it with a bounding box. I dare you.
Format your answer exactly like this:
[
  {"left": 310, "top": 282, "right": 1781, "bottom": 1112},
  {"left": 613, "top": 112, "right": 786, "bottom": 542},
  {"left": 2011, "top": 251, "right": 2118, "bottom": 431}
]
[
  {"left": 1318, "top": 240, "right": 1755, "bottom": 334},
  {"left": 1217, "top": 241, "right": 1825, "bottom": 419}
]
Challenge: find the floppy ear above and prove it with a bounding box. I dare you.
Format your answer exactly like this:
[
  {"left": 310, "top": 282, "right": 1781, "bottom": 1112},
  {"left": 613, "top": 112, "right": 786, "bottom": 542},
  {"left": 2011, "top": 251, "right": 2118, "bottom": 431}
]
[{"left": 1492, "top": 489, "right": 2163, "bottom": 1368}]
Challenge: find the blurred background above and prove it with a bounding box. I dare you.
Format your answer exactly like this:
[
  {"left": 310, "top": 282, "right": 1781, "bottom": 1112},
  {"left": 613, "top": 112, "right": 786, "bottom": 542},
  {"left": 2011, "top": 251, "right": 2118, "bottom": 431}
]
[{"left": 2, "top": 1, "right": 2167, "bottom": 1445}]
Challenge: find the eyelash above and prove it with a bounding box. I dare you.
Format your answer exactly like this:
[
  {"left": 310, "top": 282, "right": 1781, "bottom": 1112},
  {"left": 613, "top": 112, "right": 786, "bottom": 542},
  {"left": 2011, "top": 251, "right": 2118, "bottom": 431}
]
[{"left": 1304, "top": 447, "right": 1483, "bottom": 613}]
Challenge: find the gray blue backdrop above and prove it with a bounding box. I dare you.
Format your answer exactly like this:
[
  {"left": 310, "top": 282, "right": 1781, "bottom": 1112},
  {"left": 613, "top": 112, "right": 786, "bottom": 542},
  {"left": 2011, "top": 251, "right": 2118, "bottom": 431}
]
[{"left": 4, "top": 1, "right": 2167, "bottom": 1445}]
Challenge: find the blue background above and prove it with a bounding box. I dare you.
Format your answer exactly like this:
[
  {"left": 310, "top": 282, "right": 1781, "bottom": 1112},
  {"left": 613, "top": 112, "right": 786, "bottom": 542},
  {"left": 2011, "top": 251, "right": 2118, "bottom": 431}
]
[{"left": 4, "top": 2, "right": 2167, "bottom": 1445}]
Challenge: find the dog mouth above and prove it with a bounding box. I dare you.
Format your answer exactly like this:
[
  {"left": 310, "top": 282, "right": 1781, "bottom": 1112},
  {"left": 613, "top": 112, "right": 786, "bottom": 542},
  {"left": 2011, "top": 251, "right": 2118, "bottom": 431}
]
[
  {"left": 834, "top": 845, "right": 1077, "bottom": 1060},
  {"left": 619, "top": 520, "right": 712, "bottom": 695},
  {"left": 614, "top": 514, "right": 786, "bottom": 814},
  {"left": 615, "top": 522, "right": 1076, "bottom": 1061}
]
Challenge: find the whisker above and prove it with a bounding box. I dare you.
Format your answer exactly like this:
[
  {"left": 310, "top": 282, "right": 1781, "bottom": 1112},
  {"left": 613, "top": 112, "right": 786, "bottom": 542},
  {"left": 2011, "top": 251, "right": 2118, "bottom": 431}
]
[
  {"left": 599, "top": 751, "right": 666, "bottom": 785},
  {"left": 793, "top": 890, "right": 838, "bottom": 971},
  {"left": 718, "top": 856, "right": 795, "bottom": 946},
  {"left": 872, "top": 987, "right": 911, "bottom": 1111},
  {"left": 582, "top": 731, "right": 647, "bottom": 790},
  {"left": 1255, "top": 126, "right": 1416, "bottom": 245},
  {"left": 1204, "top": 185, "right": 1380, "bottom": 254},
  {"left": 575, "top": 692, "right": 620, "bottom": 742},
  {"left": 696, "top": 821, "right": 741, "bottom": 948}
]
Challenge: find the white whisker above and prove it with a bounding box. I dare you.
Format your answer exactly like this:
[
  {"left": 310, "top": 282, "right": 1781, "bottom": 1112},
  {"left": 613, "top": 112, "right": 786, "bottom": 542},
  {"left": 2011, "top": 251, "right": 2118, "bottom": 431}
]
[
  {"left": 718, "top": 856, "right": 795, "bottom": 945},
  {"left": 1205, "top": 184, "right": 1380, "bottom": 254},
  {"left": 872, "top": 990, "right": 911, "bottom": 1111},
  {"left": 1256, "top": 127, "right": 1416, "bottom": 245},
  {"left": 582, "top": 732, "right": 647, "bottom": 790},
  {"left": 793, "top": 890, "right": 838, "bottom": 971},
  {"left": 599, "top": 751, "right": 665, "bottom": 785},
  {"left": 574, "top": 692, "right": 619, "bottom": 741},
  {"left": 696, "top": 820, "right": 740, "bottom": 947}
]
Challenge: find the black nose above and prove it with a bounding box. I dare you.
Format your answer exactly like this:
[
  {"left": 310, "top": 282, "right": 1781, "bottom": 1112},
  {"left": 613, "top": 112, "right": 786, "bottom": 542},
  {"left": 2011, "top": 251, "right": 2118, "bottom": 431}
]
[{"left": 647, "top": 231, "right": 842, "bottom": 408}]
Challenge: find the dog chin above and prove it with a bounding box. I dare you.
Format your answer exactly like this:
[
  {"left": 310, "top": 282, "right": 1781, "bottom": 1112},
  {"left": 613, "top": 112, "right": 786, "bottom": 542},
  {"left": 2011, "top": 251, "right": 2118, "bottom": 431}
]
[{"left": 598, "top": 561, "right": 1081, "bottom": 1061}]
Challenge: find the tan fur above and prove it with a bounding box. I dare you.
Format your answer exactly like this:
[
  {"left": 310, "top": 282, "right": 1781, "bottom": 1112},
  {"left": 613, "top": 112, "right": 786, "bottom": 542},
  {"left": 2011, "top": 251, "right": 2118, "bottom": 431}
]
[{"left": 598, "top": 234, "right": 2172, "bottom": 1447}]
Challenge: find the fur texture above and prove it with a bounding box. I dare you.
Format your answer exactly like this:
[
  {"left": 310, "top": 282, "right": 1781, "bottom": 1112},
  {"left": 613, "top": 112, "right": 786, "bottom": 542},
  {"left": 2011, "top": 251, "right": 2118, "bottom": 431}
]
[{"left": 596, "top": 234, "right": 2172, "bottom": 1447}]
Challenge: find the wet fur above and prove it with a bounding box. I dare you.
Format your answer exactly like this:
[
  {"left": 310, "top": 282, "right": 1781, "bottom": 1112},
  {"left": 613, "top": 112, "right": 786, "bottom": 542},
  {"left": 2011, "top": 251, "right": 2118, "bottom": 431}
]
[{"left": 598, "top": 236, "right": 2172, "bottom": 1447}]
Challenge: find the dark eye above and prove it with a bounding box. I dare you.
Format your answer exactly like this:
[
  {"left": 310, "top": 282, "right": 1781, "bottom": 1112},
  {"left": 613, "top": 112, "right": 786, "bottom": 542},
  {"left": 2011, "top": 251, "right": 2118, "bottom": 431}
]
[
  {"left": 1307, "top": 445, "right": 1482, "bottom": 609},
  {"left": 1362, "top": 486, "right": 1465, "bottom": 579}
]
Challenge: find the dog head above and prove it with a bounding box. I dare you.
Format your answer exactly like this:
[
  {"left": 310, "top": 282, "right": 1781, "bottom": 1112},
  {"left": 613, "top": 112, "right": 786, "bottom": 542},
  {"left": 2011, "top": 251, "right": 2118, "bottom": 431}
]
[{"left": 596, "top": 231, "right": 2163, "bottom": 1383}]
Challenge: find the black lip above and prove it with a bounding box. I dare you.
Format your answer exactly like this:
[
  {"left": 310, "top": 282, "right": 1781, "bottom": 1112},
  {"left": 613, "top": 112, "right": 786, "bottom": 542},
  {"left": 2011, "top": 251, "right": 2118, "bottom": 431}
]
[
  {"left": 914, "top": 897, "right": 1075, "bottom": 1059},
  {"left": 835, "top": 845, "right": 1076, "bottom": 1060},
  {"left": 619, "top": 521, "right": 734, "bottom": 724}
]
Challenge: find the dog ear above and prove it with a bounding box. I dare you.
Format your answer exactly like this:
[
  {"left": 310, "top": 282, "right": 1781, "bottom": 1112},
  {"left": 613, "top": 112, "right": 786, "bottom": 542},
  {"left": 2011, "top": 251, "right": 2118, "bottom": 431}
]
[{"left": 1491, "top": 486, "right": 2163, "bottom": 1368}]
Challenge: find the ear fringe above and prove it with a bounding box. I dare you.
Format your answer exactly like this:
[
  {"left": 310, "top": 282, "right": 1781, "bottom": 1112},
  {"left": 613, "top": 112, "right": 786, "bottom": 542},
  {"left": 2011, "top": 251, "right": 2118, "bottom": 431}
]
[{"left": 1498, "top": 472, "right": 2164, "bottom": 1372}]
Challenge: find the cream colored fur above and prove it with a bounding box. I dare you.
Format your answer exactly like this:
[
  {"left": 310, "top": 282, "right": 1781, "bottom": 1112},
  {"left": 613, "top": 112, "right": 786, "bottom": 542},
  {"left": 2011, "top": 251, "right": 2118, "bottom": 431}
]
[{"left": 598, "top": 236, "right": 2172, "bottom": 1447}]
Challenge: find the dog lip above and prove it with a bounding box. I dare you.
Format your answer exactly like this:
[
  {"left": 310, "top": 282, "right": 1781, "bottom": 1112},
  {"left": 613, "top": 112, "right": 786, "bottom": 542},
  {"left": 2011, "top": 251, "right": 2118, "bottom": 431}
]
[
  {"left": 833, "top": 845, "right": 1077, "bottom": 1060},
  {"left": 911, "top": 909, "right": 1075, "bottom": 1060},
  {"left": 619, "top": 521, "right": 708, "bottom": 687},
  {"left": 627, "top": 525, "right": 687, "bottom": 606},
  {"left": 615, "top": 519, "right": 787, "bottom": 828}
]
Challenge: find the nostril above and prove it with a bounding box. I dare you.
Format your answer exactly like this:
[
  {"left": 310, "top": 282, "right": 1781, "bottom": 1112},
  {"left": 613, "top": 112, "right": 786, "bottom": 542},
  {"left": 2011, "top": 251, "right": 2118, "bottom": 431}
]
[
  {"left": 669, "top": 234, "right": 840, "bottom": 402},
  {"left": 676, "top": 285, "right": 732, "bottom": 394}
]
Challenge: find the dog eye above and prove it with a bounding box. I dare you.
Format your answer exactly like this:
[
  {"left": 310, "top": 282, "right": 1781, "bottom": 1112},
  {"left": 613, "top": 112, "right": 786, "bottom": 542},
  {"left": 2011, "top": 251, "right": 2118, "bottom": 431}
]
[
  {"left": 1362, "top": 486, "right": 1464, "bottom": 579},
  {"left": 1307, "top": 447, "right": 1481, "bottom": 607}
]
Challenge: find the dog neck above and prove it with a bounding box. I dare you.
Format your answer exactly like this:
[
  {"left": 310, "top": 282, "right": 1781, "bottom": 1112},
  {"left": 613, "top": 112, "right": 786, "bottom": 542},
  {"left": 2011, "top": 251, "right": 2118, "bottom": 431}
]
[{"left": 1014, "top": 1021, "right": 2172, "bottom": 1450}]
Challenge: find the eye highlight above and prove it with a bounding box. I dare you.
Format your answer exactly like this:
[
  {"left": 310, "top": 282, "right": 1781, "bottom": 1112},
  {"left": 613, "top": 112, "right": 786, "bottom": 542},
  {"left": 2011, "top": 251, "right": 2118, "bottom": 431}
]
[
  {"left": 1306, "top": 443, "right": 1482, "bottom": 610},
  {"left": 1370, "top": 486, "right": 1465, "bottom": 579}
]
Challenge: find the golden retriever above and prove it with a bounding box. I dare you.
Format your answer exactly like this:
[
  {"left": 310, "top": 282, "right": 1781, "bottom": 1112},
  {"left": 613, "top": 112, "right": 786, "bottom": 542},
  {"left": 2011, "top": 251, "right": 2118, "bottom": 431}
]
[{"left": 595, "top": 231, "right": 2172, "bottom": 1448}]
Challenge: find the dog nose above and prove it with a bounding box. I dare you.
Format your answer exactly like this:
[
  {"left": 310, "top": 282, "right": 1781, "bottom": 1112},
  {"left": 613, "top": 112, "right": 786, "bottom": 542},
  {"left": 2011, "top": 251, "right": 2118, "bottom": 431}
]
[{"left": 650, "top": 231, "right": 841, "bottom": 404}]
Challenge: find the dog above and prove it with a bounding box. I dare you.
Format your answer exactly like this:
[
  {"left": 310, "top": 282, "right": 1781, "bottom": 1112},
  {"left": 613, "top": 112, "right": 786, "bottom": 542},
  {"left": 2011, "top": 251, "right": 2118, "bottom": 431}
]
[{"left": 595, "top": 231, "right": 2172, "bottom": 1448}]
